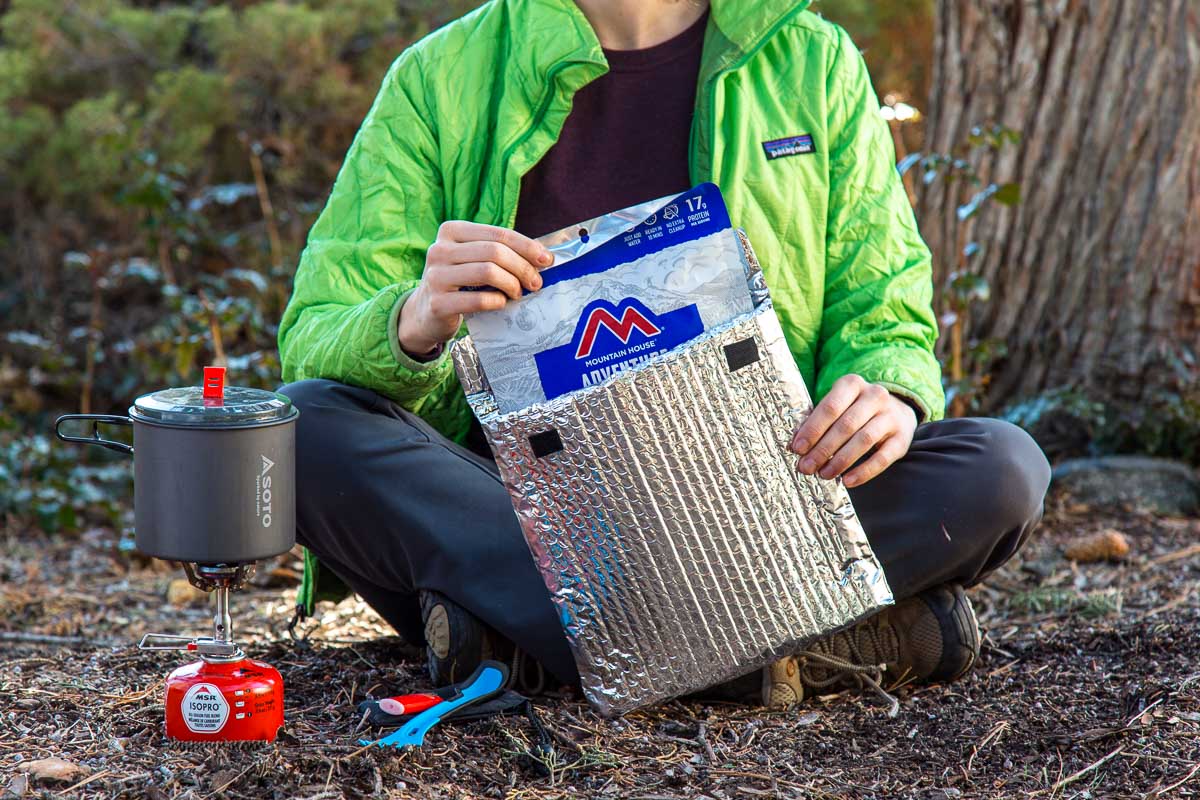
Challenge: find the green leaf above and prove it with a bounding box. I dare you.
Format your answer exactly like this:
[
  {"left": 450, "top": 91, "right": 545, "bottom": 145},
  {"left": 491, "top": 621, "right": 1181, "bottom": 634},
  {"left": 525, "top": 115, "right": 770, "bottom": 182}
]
[{"left": 994, "top": 182, "right": 1022, "bottom": 206}]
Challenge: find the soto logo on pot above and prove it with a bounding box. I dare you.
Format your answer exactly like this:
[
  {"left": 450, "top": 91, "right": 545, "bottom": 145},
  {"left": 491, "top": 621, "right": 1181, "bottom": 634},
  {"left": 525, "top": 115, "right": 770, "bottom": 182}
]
[{"left": 257, "top": 455, "right": 275, "bottom": 528}]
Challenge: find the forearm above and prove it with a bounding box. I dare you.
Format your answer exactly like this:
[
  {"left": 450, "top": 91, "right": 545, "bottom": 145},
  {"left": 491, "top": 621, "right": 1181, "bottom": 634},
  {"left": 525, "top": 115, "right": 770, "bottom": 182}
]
[{"left": 279, "top": 281, "right": 453, "bottom": 406}]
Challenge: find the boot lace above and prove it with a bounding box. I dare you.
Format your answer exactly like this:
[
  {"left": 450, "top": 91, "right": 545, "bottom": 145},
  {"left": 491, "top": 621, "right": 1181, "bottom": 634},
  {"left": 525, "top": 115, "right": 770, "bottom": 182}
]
[
  {"left": 508, "top": 646, "right": 546, "bottom": 696},
  {"left": 796, "top": 619, "right": 902, "bottom": 717}
]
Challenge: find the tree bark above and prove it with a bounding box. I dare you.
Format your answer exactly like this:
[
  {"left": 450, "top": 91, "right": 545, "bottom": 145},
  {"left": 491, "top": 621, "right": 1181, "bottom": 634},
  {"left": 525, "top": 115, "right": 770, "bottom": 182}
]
[{"left": 920, "top": 0, "right": 1200, "bottom": 411}]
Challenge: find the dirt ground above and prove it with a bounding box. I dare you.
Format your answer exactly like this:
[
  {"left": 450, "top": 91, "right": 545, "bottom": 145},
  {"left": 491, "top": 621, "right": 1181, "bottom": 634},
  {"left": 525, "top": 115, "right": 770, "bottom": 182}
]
[{"left": 2, "top": 493, "right": 1198, "bottom": 800}]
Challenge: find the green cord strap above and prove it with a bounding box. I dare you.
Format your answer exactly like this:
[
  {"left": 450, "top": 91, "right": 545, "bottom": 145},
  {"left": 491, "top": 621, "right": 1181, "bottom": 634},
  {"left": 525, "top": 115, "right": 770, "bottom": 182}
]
[{"left": 296, "top": 546, "right": 354, "bottom": 619}]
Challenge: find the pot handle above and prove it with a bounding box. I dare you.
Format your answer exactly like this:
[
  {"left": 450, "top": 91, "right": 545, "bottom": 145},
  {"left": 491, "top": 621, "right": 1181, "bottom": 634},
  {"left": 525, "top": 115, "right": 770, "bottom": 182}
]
[{"left": 54, "top": 414, "right": 134, "bottom": 456}]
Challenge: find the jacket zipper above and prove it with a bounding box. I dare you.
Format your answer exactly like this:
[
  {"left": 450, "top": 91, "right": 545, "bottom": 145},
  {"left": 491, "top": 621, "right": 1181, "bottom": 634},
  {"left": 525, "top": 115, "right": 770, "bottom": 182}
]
[
  {"left": 508, "top": 6, "right": 807, "bottom": 223},
  {"left": 694, "top": 7, "right": 809, "bottom": 184},
  {"left": 502, "top": 61, "right": 578, "bottom": 229}
]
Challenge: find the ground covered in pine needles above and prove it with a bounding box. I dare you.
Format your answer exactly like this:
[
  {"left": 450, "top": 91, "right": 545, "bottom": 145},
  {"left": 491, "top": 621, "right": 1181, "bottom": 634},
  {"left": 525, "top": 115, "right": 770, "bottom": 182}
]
[{"left": 2, "top": 493, "right": 1198, "bottom": 799}]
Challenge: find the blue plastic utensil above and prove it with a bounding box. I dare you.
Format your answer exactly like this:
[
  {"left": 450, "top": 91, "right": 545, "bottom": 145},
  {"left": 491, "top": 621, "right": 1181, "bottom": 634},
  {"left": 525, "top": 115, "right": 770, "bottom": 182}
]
[{"left": 359, "top": 663, "right": 507, "bottom": 749}]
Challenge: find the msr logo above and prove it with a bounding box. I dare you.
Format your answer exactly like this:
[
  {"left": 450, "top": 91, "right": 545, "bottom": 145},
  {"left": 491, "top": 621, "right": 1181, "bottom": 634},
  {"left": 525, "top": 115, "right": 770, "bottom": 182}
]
[
  {"left": 259, "top": 455, "right": 274, "bottom": 528},
  {"left": 574, "top": 303, "right": 662, "bottom": 359}
]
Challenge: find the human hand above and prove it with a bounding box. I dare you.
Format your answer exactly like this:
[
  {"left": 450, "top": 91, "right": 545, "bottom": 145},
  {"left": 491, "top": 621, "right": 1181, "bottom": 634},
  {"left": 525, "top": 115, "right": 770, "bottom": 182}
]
[
  {"left": 789, "top": 374, "right": 917, "bottom": 488},
  {"left": 398, "top": 221, "right": 553, "bottom": 356}
]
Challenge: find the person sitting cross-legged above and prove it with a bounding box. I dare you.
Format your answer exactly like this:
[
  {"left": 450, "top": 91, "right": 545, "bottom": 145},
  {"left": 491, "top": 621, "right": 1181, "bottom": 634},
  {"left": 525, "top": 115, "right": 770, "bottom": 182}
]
[{"left": 276, "top": 0, "right": 1051, "bottom": 707}]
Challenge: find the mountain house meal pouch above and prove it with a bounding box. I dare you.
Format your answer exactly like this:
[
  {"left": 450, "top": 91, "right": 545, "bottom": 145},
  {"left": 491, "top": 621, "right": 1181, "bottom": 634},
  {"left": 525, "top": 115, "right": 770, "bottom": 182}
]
[{"left": 466, "top": 183, "right": 755, "bottom": 413}]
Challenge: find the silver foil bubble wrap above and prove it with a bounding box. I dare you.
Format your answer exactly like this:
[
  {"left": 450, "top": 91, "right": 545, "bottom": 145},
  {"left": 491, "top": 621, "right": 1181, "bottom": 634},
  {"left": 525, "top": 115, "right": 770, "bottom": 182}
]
[{"left": 453, "top": 298, "right": 892, "bottom": 715}]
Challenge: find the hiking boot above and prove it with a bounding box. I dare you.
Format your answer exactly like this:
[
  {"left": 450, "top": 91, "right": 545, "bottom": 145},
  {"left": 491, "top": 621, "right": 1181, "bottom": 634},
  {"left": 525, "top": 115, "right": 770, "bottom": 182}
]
[
  {"left": 419, "top": 590, "right": 548, "bottom": 693},
  {"left": 763, "top": 583, "right": 980, "bottom": 710}
]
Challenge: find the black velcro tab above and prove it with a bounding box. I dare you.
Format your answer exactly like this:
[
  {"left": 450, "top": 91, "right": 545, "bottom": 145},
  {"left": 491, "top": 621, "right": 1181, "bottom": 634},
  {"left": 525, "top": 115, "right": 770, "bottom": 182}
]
[
  {"left": 724, "top": 338, "right": 760, "bottom": 372},
  {"left": 528, "top": 429, "right": 564, "bottom": 458}
]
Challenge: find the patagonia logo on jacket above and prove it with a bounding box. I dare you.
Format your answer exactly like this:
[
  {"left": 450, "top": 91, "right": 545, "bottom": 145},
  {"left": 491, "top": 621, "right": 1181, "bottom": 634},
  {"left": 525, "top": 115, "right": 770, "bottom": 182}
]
[{"left": 762, "top": 134, "right": 815, "bottom": 159}]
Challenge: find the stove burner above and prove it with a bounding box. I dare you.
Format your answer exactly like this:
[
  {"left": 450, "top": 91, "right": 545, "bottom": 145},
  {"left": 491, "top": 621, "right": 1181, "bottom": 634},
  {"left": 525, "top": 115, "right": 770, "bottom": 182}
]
[{"left": 139, "top": 561, "right": 284, "bottom": 742}]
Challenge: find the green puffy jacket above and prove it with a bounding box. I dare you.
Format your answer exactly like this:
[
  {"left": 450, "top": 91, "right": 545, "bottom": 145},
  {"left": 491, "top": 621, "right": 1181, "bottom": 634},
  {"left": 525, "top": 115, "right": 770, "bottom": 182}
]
[{"left": 278, "top": 0, "right": 945, "bottom": 442}]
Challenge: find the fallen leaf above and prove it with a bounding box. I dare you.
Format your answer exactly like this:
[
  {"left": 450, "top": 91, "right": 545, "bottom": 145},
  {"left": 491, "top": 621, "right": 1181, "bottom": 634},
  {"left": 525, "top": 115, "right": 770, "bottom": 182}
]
[
  {"left": 209, "top": 769, "right": 241, "bottom": 791},
  {"left": 17, "top": 757, "right": 89, "bottom": 783},
  {"left": 1063, "top": 529, "right": 1131, "bottom": 563},
  {"left": 5, "top": 773, "right": 29, "bottom": 797},
  {"left": 166, "top": 578, "right": 208, "bottom": 607}
]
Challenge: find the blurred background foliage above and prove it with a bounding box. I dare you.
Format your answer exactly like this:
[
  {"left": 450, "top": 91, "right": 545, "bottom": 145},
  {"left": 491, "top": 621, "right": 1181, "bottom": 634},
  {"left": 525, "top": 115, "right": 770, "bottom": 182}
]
[
  {"left": 818, "top": 0, "right": 933, "bottom": 108},
  {"left": 0, "top": 0, "right": 1185, "bottom": 533},
  {"left": 0, "top": 0, "right": 480, "bottom": 529}
]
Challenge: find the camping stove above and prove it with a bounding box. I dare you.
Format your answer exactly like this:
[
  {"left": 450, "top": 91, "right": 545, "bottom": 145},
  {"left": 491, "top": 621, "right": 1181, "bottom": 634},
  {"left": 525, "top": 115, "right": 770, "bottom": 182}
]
[
  {"left": 140, "top": 563, "right": 284, "bottom": 742},
  {"left": 56, "top": 370, "right": 296, "bottom": 743}
]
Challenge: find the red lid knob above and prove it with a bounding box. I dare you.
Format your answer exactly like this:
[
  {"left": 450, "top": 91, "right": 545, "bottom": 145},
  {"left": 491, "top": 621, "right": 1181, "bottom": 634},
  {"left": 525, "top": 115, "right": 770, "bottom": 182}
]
[{"left": 202, "top": 366, "right": 226, "bottom": 401}]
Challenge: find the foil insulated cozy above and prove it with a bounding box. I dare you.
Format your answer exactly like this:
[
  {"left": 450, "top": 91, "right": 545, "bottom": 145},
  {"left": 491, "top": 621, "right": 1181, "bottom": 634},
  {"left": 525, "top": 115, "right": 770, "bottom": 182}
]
[{"left": 453, "top": 233, "right": 893, "bottom": 715}]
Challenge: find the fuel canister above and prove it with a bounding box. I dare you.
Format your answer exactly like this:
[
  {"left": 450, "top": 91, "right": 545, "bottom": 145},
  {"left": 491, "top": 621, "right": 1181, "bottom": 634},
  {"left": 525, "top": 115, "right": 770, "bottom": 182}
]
[{"left": 164, "top": 657, "right": 284, "bottom": 742}]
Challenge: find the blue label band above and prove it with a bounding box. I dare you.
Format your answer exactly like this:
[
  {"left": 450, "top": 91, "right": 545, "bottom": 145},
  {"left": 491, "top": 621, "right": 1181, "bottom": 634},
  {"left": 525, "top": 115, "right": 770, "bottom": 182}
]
[
  {"left": 534, "top": 297, "right": 704, "bottom": 400},
  {"left": 536, "top": 183, "right": 732, "bottom": 291},
  {"left": 762, "top": 134, "right": 815, "bottom": 160}
]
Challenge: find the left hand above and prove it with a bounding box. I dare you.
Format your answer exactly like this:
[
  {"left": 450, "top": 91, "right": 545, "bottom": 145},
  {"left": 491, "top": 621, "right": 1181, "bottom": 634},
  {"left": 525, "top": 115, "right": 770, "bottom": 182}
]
[{"left": 789, "top": 374, "right": 918, "bottom": 488}]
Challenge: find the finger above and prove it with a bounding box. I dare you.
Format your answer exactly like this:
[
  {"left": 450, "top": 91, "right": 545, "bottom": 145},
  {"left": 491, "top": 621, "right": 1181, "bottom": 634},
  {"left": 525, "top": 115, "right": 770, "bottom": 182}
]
[
  {"left": 797, "top": 394, "right": 878, "bottom": 475},
  {"left": 842, "top": 438, "right": 907, "bottom": 488},
  {"left": 817, "top": 415, "right": 896, "bottom": 480},
  {"left": 450, "top": 240, "right": 544, "bottom": 292},
  {"left": 790, "top": 374, "right": 867, "bottom": 456},
  {"left": 427, "top": 289, "right": 509, "bottom": 318},
  {"left": 439, "top": 221, "right": 553, "bottom": 272},
  {"left": 431, "top": 262, "right": 522, "bottom": 300}
]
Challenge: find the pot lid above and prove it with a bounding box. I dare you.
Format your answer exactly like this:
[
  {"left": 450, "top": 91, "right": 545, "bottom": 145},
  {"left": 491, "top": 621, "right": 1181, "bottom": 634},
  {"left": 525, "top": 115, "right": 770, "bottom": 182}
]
[{"left": 130, "top": 368, "right": 296, "bottom": 427}]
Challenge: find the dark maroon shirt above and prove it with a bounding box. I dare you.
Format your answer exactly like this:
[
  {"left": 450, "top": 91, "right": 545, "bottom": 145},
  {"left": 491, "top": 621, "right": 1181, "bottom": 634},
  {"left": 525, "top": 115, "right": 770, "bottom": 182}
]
[{"left": 514, "top": 11, "right": 709, "bottom": 239}]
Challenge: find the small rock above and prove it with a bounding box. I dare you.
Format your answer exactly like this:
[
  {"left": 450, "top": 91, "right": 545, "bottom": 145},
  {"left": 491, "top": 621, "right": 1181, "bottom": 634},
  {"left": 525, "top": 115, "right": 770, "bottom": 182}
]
[
  {"left": 1052, "top": 456, "right": 1199, "bottom": 515},
  {"left": 166, "top": 578, "right": 208, "bottom": 607},
  {"left": 17, "top": 757, "right": 88, "bottom": 784}
]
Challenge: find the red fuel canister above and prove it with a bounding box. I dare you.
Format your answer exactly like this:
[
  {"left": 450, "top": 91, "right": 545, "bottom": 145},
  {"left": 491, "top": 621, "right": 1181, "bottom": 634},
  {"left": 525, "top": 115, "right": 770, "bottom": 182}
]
[{"left": 164, "top": 656, "right": 283, "bottom": 742}]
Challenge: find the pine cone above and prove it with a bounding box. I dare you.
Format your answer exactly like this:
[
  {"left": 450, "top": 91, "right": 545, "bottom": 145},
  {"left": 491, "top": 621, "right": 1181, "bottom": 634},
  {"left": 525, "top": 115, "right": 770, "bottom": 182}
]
[{"left": 1063, "top": 529, "right": 1131, "bottom": 563}]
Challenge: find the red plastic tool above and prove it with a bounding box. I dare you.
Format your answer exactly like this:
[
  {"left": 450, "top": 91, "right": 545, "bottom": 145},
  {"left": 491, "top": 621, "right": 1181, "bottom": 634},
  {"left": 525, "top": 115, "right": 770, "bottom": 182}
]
[{"left": 375, "top": 693, "right": 441, "bottom": 717}]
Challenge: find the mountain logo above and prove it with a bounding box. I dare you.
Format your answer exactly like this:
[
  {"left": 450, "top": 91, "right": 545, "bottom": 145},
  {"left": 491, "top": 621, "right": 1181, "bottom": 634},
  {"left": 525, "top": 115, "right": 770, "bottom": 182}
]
[
  {"left": 574, "top": 302, "right": 662, "bottom": 360},
  {"left": 535, "top": 297, "right": 703, "bottom": 400}
]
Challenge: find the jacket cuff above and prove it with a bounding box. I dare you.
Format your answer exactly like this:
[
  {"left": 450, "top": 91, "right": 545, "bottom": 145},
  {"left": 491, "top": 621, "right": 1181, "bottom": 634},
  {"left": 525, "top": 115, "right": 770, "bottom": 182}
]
[
  {"left": 883, "top": 387, "right": 928, "bottom": 424},
  {"left": 817, "top": 347, "right": 944, "bottom": 424},
  {"left": 387, "top": 287, "right": 451, "bottom": 373}
]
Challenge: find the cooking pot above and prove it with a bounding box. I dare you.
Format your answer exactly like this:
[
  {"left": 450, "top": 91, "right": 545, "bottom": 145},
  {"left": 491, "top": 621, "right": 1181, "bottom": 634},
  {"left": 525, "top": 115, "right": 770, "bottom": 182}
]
[{"left": 54, "top": 367, "right": 297, "bottom": 564}]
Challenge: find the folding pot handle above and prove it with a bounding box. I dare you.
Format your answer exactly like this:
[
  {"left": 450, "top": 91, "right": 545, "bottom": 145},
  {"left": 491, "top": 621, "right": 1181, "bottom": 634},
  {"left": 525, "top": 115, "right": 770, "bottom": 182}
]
[{"left": 54, "top": 414, "right": 134, "bottom": 456}]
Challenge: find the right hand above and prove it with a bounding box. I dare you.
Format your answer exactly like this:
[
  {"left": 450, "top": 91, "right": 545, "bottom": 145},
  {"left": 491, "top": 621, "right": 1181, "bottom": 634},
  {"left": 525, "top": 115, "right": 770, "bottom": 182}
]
[{"left": 398, "top": 221, "right": 553, "bottom": 356}]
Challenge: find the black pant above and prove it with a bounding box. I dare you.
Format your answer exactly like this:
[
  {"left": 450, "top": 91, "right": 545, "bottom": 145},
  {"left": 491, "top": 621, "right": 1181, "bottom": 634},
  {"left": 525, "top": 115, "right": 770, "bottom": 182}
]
[{"left": 282, "top": 379, "right": 1051, "bottom": 685}]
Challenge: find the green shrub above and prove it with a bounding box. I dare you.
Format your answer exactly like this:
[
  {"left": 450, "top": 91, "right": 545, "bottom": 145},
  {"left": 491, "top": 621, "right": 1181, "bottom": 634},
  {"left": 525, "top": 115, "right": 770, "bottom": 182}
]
[{"left": 0, "top": 0, "right": 480, "bottom": 530}]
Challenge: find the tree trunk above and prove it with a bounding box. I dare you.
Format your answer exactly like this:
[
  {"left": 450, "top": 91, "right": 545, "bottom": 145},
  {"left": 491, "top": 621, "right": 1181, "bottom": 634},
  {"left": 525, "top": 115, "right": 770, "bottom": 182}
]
[{"left": 920, "top": 0, "right": 1200, "bottom": 413}]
